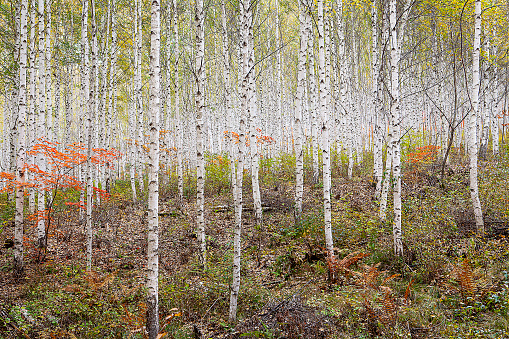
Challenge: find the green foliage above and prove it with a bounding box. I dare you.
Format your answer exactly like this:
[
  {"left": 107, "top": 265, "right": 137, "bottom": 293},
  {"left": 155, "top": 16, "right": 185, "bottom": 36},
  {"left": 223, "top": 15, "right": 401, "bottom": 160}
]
[{"left": 205, "top": 152, "right": 230, "bottom": 196}]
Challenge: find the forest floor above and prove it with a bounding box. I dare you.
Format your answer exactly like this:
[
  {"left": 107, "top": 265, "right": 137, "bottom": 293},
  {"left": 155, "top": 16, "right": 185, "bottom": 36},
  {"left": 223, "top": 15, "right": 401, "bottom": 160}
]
[{"left": 1, "top": 151, "right": 509, "bottom": 338}]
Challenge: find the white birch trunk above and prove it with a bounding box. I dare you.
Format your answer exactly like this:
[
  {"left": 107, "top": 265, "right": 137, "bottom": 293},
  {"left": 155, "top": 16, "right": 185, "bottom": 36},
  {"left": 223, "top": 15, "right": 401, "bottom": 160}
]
[
  {"left": 87, "top": 0, "right": 97, "bottom": 270},
  {"left": 294, "top": 0, "right": 307, "bottom": 223},
  {"left": 318, "top": 0, "right": 334, "bottom": 259},
  {"left": 372, "top": 0, "right": 383, "bottom": 198},
  {"left": 247, "top": 15, "right": 262, "bottom": 228},
  {"left": 470, "top": 0, "right": 484, "bottom": 233},
  {"left": 492, "top": 66, "right": 500, "bottom": 155},
  {"left": 230, "top": 0, "right": 249, "bottom": 323},
  {"left": 305, "top": 6, "right": 319, "bottom": 185},
  {"left": 28, "top": 0, "right": 37, "bottom": 214},
  {"left": 379, "top": 125, "right": 393, "bottom": 220},
  {"left": 222, "top": 0, "right": 237, "bottom": 203},
  {"left": 129, "top": 89, "right": 138, "bottom": 202},
  {"left": 146, "top": 0, "right": 161, "bottom": 336},
  {"left": 276, "top": 0, "right": 283, "bottom": 154},
  {"left": 173, "top": 0, "right": 183, "bottom": 203},
  {"left": 195, "top": 0, "right": 207, "bottom": 266},
  {"left": 37, "top": 0, "right": 46, "bottom": 249},
  {"left": 135, "top": 0, "right": 145, "bottom": 195},
  {"left": 390, "top": 0, "right": 403, "bottom": 256},
  {"left": 45, "top": 0, "right": 52, "bottom": 144},
  {"left": 14, "top": 0, "right": 28, "bottom": 279}
]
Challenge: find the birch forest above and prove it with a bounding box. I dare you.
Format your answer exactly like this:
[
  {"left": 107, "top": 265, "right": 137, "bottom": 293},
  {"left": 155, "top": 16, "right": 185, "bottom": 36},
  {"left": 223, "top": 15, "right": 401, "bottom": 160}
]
[{"left": 1, "top": 0, "right": 509, "bottom": 337}]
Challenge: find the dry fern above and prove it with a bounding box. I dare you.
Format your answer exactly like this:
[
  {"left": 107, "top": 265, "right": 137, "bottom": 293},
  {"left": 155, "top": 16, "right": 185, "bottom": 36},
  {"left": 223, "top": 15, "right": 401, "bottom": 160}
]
[
  {"left": 84, "top": 270, "right": 116, "bottom": 292},
  {"left": 359, "top": 264, "right": 403, "bottom": 334},
  {"left": 459, "top": 258, "right": 474, "bottom": 297},
  {"left": 327, "top": 251, "right": 369, "bottom": 283}
]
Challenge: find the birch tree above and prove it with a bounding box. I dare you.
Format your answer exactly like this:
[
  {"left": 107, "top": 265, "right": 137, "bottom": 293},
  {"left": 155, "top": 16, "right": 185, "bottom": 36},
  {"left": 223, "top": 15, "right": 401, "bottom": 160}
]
[
  {"left": 469, "top": 0, "right": 484, "bottom": 233},
  {"left": 79, "top": 0, "right": 90, "bottom": 225},
  {"left": 37, "top": 0, "right": 46, "bottom": 250},
  {"left": 222, "top": 0, "right": 236, "bottom": 202},
  {"left": 146, "top": 0, "right": 161, "bottom": 336},
  {"left": 135, "top": 0, "right": 144, "bottom": 195},
  {"left": 248, "top": 3, "right": 262, "bottom": 228},
  {"left": 305, "top": 4, "right": 319, "bottom": 185},
  {"left": 294, "top": 0, "right": 307, "bottom": 223},
  {"left": 195, "top": 0, "right": 207, "bottom": 266},
  {"left": 318, "top": 0, "right": 334, "bottom": 260},
  {"left": 173, "top": 0, "right": 184, "bottom": 204},
  {"left": 28, "top": 0, "right": 37, "bottom": 214},
  {"left": 389, "top": 0, "right": 403, "bottom": 256},
  {"left": 230, "top": 0, "right": 250, "bottom": 323},
  {"left": 371, "top": 0, "right": 383, "bottom": 198},
  {"left": 14, "top": 0, "right": 28, "bottom": 279},
  {"left": 87, "top": 0, "right": 98, "bottom": 270}
]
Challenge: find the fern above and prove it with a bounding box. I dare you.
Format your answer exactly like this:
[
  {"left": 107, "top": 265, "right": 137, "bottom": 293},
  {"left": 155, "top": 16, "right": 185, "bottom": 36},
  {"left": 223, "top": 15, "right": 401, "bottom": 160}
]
[
  {"left": 327, "top": 251, "right": 369, "bottom": 282},
  {"left": 459, "top": 258, "right": 474, "bottom": 298}
]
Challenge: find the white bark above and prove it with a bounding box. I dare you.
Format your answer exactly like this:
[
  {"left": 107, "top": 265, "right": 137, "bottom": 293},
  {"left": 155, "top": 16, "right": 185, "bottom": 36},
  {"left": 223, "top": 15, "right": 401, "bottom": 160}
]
[
  {"left": 390, "top": 0, "right": 403, "bottom": 256},
  {"left": 371, "top": 0, "right": 383, "bottom": 198},
  {"left": 110, "top": 0, "right": 118, "bottom": 152},
  {"left": 146, "top": 0, "right": 161, "bottom": 336},
  {"left": 45, "top": 0, "right": 51, "bottom": 144},
  {"left": 480, "top": 38, "right": 490, "bottom": 159},
  {"left": 14, "top": 0, "right": 28, "bottom": 278},
  {"left": 276, "top": 0, "right": 283, "bottom": 154},
  {"left": 492, "top": 64, "right": 500, "bottom": 155},
  {"left": 305, "top": 6, "right": 319, "bottom": 185},
  {"left": 37, "top": 0, "right": 46, "bottom": 249},
  {"left": 230, "top": 0, "right": 249, "bottom": 323},
  {"left": 380, "top": 124, "right": 393, "bottom": 220},
  {"left": 87, "top": 0, "right": 97, "bottom": 270},
  {"left": 248, "top": 13, "right": 262, "bottom": 228},
  {"left": 135, "top": 0, "right": 144, "bottom": 195},
  {"left": 318, "top": 0, "right": 334, "bottom": 259},
  {"left": 129, "top": 88, "right": 138, "bottom": 202},
  {"left": 470, "top": 0, "right": 484, "bottom": 233},
  {"left": 294, "top": 0, "right": 307, "bottom": 223},
  {"left": 174, "top": 0, "right": 183, "bottom": 203},
  {"left": 222, "top": 0, "right": 237, "bottom": 204},
  {"left": 28, "top": 0, "right": 37, "bottom": 214},
  {"left": 195, "top": 0, "right": 207, "bottom": 266}
]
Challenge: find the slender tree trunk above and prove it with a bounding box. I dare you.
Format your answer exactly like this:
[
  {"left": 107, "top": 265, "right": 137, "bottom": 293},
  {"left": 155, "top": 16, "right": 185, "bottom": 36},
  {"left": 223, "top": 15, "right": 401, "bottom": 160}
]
[
  {"left": 136, "top": 0, "right": 144, "bottom": 195},
  {"left": 389, "top": 0, "right": 403, "bottom": 256},
  {"left": 45, "top": 0, "right": 51, "bottom": 144},
  {"left": 276, "top": 0, "right": 283, "bottom": 154},
  {"left": 379, "top": 124, "right": 393, "bottom": 220},
  {"left": 372, "top": 0, "right": 383, "bottom": 198},
  {"left": 37, "top": 0, "right": 46, "bottom": 250},
  {"left": 14, "top": 0, "right": 28, "bottom": 279},
  {"left": 492, "top": 61, "right": 500, "bottom": 155},
  {"left": 230, "top": 0, "right": 249, "bottom": 323},
  {"left": 146, "top": 0, "right": 161, "bottom": 336},
  {"left": 87, "top": 0, "right": 97, "bottom": 270},
  {"left": 247, "top": 12, "right": 262, "bottom": 228},
  {"left": 130, "top": 88, "right": 138, "bottom": 202},
  {"left": 479, "top": 38, "right": 490, "bottom": 160},
  {"left": 318, "top": 0, "right": 334, "bottom": 260},
  {"left": 305, "top": 5, "right": 319, "bottom": 185},
  {"left": 470, "top": 0, "right": 484, "bottom": 233},
  {"left": 79, "top": 0, "right": 89, "bottom": 225},
  {"left": 28, "top": 0, "right": 37, "bottom": 214},
  {"left": 195, "top": 0, "right": 207, "bottom": 266},
  {"left": 222, "top": 0, "right": 237, "bottom": 205},
  {"left": 174, "top": 0, "right": 184, "bottom": 204},
  {"left": 294, "top": 0, "right": 307, "bottom": 223}
]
